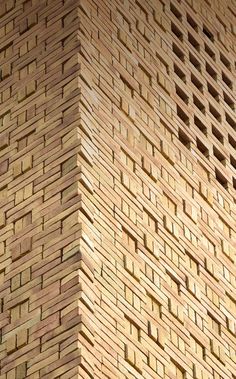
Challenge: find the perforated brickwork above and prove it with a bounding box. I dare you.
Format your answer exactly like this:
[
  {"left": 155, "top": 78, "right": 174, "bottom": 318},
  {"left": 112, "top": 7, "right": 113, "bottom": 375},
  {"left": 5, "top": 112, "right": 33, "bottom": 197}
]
[{"left": 0, "top": 0, "right": 236, "bottom": 378}]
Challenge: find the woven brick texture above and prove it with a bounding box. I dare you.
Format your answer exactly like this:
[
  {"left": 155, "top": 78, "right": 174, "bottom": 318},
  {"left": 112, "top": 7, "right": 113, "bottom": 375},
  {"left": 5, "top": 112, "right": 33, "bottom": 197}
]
[{"left": 0, "top": 0, "right": 236, "bottom": 378}]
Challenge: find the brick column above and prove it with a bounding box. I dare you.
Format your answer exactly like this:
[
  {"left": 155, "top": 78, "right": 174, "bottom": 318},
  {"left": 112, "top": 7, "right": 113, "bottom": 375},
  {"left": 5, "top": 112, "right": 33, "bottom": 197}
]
[{"left": 0, "top": 1, "right": 97, "bottom": 378}]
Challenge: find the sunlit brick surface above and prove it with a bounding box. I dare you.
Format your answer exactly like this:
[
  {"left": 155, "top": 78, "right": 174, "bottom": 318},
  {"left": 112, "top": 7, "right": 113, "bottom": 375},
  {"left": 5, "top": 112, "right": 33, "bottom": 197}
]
[{"left": 0, "top": 0, "right": 236, "bottom": 378}]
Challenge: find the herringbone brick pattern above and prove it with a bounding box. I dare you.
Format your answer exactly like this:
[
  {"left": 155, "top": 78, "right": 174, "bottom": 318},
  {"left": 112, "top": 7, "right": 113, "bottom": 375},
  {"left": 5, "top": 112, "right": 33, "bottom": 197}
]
[{"left": 0, "top": 0, "right": 235, "bottom": 378}]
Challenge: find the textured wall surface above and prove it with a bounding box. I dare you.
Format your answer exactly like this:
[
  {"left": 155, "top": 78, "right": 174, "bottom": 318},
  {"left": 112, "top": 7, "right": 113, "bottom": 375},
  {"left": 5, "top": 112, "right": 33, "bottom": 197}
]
[{"left": 0, "top": 0, "right": 236, "bottom": 378}]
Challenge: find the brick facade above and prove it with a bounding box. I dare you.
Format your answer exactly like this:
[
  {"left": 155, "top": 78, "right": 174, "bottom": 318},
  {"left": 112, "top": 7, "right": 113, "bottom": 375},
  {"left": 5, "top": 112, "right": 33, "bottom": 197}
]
[{"left": 0, "top": 0, "right": 236, "bottom": 378}]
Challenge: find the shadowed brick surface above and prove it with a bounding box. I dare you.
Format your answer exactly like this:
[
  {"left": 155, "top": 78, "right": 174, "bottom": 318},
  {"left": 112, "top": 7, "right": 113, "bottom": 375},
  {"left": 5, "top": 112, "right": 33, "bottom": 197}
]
[{"left": 0, "top": 0, "right": 236, "bottom": 378}]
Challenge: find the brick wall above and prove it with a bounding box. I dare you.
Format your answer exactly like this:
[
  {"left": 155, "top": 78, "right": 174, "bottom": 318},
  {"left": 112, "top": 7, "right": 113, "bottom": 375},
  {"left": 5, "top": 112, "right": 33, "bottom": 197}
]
[{"left": 0, "top": 0, "right": 236, "bottom": 378}]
